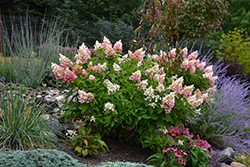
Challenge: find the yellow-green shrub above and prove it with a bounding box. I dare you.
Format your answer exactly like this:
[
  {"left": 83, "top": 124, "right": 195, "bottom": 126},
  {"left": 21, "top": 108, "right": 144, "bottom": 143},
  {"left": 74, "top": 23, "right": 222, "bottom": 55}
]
[{"left": 216, "top": 28, "right": 250, "bottom": 75}]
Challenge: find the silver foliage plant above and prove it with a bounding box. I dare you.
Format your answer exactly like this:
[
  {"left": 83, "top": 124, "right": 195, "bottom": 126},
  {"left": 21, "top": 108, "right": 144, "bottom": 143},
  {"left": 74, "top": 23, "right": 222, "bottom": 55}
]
[{"left": 189, "top": 48, "right": 250, "bottom": 151}]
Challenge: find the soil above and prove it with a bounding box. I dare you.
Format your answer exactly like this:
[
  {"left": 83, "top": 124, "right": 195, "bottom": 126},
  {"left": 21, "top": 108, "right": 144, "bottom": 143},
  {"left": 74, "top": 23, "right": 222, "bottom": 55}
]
[{"left": 56, "top": 135, "right": 220, "bottom": 167}]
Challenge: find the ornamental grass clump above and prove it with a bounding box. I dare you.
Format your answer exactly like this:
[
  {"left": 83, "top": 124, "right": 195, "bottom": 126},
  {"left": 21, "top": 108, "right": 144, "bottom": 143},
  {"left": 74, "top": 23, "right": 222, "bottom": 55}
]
[
  {"left": 190, "top": 75, "right": 250, "bottom": 150},
  {"left": 0, "top": 14, "right": 67, "bottom": 88},
  {"left": 0, "top": 85, "right": 57, "bottom": 150},
  {"left": 52, "top": 37, "right": 217, "bottom": 165}
]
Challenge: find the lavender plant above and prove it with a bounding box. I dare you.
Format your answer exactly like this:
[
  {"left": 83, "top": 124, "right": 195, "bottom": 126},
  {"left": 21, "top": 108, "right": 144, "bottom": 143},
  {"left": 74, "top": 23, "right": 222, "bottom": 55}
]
[{"left": 190, "top": 75, "right": 250, "bottom": 150}]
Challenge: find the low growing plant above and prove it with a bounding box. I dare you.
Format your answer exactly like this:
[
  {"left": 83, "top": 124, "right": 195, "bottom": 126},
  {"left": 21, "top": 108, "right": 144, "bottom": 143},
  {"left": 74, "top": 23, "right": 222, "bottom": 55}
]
[
  {"left": 52, "top": 37, "right": 217, "bottom": 166},
  {"left": 0, "top": 149, "right": 86, "bottom": 167},
  {"left": 234, "top": 152, "right": 250, "bottom": 166},
  {"left": 147, "top": 125, "right": 212, "bottom": 167},
  {"left": 69, "top": 119, "right": 108, "bottom": 157}
]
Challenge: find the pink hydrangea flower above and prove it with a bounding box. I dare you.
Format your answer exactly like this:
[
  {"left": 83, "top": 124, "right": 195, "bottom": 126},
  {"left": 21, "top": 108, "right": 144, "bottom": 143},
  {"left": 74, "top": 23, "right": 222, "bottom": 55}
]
[
  {"left": 51, "top": 63, "right": 64, "bottom": 80},
  {"left": 168, "top": 76, "right": 184, "bottom": 94},
  {"left": 180, "top": 47, "right": 188, "bottom": 57},
  {"left": 168, "top": 48, "right": 176, "bottom": 58},
  {"left": 63, "top": 68, "right": 77, "bottom": 83},
  {"left": 113, "top": 40, "right": 123, "bottom": 52},
  {"left": 136, "top": 79, "right": 148, "bottom": 90},
  {"left": 129, "top": 48, "right": 145, "bottom": 61},
  {"left": 104, "top": 44, "right": 117, "bottom": 57},
  {"left": 78, "top": 90, "right": 94, "bottom": 103},
  {"left": 160, "top": 92, "right": 175, "bottom": 113},
  {"left": 129, "top": 70, "right": 141, "bottom": 83},
  {"left": 187, "top": 51, "right": 198, "bottom": 60},
  {"left": 72, "top": 64, "right": 88, "bottom": 76},
  {"left": 75, "top": 43, "right": 91, "bottom": 64},
  {"left": 59, "top": 53, "right": 73, "bottom": 68},
  {"left": 182, "top": 85, "right": 194, "bottom": 98},
  {"left": 89, "top": 75, "right": 95, "bottom": 80}
]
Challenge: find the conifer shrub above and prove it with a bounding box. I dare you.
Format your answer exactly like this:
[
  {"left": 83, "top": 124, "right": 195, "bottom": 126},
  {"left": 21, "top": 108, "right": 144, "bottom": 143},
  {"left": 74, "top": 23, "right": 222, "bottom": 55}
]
[{"left": 0, "top": 149, "right": 86, "bottom": 167}]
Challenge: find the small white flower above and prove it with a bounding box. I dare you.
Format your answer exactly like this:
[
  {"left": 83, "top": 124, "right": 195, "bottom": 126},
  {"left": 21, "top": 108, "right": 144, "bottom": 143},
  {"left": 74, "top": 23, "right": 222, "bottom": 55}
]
[
  {"left": 144, "top": 86, "right": 154, "bottom": 97},
  {"left": 195, "top": 108, "right": 201, "bottom": 115},
  {"left": 100, "top": 62, "right": 107, "bottom": 70},
  {"left": 66, "top": 130, "right": 76, "bottom": 137},
  {"left": 158, "top": 126, "right": 168, "bottom": 134},
  {"left": 59, "top": 53, "right": 67, "bottom": 62},
  {"left": 90, "top": 116, "right": 96, "bottom": 122},
  {"left": 171, "top": 75, "right": 178, "bottom": 81},
  {"left": 148, "top": 103, "right": 157, "bottom": 108},
  {"left": 177, "top": 139, "right": 184, "bottom": 145}
]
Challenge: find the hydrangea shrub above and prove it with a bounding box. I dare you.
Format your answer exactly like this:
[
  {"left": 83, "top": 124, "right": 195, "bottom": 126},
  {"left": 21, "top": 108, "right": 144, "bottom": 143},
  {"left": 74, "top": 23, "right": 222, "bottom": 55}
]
[{"left": 52, "top": 37, "right": 217, "bottom": 165}]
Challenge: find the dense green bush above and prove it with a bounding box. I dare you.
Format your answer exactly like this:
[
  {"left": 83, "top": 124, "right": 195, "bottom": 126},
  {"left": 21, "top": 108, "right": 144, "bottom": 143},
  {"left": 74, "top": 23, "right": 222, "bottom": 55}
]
[
  {"left": 0, "top": 149, "right": 86, "bottom": 167},
  {"left": 216, "top": 28, "right": 250, "bottom": 75}
]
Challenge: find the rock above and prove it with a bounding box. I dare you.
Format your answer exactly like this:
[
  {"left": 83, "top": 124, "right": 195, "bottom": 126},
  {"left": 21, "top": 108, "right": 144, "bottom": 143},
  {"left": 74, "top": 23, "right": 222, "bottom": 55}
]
[
  {"left": 222, "top": 165, "right": 230, "bottom": 167},
  {"left": 45, "top": 119, "right": 65, "bottom": 136},
  {"left": 55, "top": 95, "right": 66, "bottom": 103},
  {"left": 41, "top": 131, "right": 58, "bottom": 141},
  {"left": 219, "top": 147, "right": 236, "bottom": 159},
  {"left": 49, "top": 89, "right": 59, "bottom": 95},
  {"left": 215, "top": 155, "right": 234, "bottom": 166},
  {"left": 53, "top": 107, "right": 60, "bottom": 113},
  {"left": 44, "top": 94, "right": 56, "bottom": 103},
  {"left": 230, "top": 162, "right": 246, "bottom": 167}
]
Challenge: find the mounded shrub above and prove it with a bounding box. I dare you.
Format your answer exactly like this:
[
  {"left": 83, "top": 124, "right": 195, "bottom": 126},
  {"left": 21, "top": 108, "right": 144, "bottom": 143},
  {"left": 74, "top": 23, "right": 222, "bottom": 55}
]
[{"left": 0, "top": 149, "right": 86, "bottom": 167}]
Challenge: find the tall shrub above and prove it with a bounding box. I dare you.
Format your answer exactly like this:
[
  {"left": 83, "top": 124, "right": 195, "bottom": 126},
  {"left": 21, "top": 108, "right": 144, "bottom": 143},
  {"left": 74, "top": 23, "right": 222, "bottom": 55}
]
[{"left": 216, "top": 28, "right": 250, "bottom": 75}]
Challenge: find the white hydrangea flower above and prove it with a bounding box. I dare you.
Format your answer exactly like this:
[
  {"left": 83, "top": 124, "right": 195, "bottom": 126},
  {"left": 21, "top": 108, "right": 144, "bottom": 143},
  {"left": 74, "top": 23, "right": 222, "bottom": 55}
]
[
  {"left": 100, "top": 62, "right": 107, "bottom": 70},
  {"left": 137, "top": 61, "right": 142, "bottom": 67},
  {"left": 94, "top": 40, "right": 101, "bottom": 50},
  {"left": 104, "top": 102, "right": 114, "bottom": 111},
  {"left": 88, "top": 61, "right": 93, "bottom": 69},
  {"left": 144, "top": 86, "right": 155, "bottom": 101},
  {"left": 113, "top": 63, "right": 121, "bottom": 71}
]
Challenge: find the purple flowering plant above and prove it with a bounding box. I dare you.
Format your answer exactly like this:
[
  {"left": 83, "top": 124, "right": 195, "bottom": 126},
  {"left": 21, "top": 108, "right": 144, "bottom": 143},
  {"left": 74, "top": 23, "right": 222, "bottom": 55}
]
[
  {"left": 51, "top": 37, "right": 217, "bottom": 164},
  {"left": 189, "top": 56, "right": 250, "bottom": 151}
]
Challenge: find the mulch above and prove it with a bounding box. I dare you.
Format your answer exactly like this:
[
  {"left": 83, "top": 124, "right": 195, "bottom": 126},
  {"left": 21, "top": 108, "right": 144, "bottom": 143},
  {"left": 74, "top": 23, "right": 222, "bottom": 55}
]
[{"left": 56, "top": 135, "right": 220, "bottom": 167}]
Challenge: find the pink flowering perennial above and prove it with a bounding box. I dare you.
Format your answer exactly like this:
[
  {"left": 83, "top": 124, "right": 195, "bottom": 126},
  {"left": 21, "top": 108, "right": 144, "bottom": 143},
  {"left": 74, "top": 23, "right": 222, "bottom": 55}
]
[
  {"left": 59, "top": 53, "right": 73, "bottom": 68},
  {"left": 78, "top": 90, "right": 94, "bottom": 104},
  {"left": 129, "top": 70, "right": 141, "bottom": 83},
  {"left": 75, "top": 43, "right": 91, "bottom": 64},
  {"left": 113, "top": 40, "right": 123, "bottom": 52},
  {"left": 160, "top": 92, "right": 175, "bottom": 113}
]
